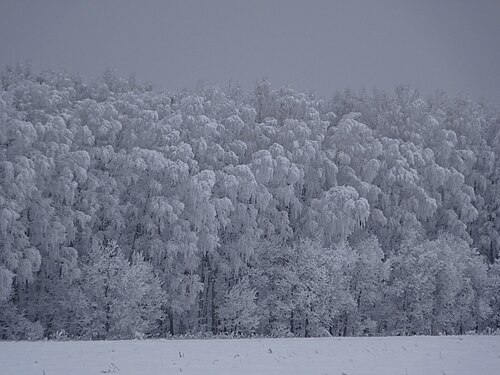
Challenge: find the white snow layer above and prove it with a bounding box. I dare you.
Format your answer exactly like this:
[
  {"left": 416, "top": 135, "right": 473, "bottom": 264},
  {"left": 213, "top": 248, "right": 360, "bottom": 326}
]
[{"left": 1, "top": 335, "right": 499, "bottom": 375}]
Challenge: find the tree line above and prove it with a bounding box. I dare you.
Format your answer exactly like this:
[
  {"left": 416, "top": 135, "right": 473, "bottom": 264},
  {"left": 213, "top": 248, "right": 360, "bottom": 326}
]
[{"left": 1, "top": 65, "right": 499, "bottom": 339}]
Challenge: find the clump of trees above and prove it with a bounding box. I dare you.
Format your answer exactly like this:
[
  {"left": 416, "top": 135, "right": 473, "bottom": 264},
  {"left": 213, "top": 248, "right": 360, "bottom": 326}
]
[{"left": 1, "top": 65, "right": 500, "bottom": 340}]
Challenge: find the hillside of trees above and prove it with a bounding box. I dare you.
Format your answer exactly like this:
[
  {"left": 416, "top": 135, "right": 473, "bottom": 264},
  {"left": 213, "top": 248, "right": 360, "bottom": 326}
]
[{"left": 1, "top": 65, "right": 500, "bottom": 340}]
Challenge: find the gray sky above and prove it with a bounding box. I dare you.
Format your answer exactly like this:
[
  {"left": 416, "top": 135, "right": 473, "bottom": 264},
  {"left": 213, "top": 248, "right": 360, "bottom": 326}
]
[{"left": 1, "top": 0, "right": 499, "bottom": 105}]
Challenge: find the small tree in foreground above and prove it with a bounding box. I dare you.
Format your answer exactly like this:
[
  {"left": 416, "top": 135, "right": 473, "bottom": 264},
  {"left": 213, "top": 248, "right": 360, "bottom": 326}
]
[
  {"left": 78, "top": 240, "right": 167, "bottom": 339},
  {"left": 218, "top": 277, "right": 259, "bottom": 336}
]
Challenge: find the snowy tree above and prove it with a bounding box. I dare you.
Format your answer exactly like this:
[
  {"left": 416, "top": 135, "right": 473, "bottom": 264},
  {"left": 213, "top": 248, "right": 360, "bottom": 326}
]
[
  {"left": 77, "top": 240, "right": 166, "bottom": 339},
  {"left": 312, "top": 186, "right": 370, "bottom": 246},
  {"left": 217, "top": 277, "right": 259, "bottom": 336},
  {"left": 347, "top": 236, "right": 388, "bottom": 335}
]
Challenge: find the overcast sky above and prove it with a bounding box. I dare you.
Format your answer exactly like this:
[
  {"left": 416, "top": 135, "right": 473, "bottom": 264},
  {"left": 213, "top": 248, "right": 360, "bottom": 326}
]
[{"left": 1, "top": 0, "right": 499, "bottom": 105}]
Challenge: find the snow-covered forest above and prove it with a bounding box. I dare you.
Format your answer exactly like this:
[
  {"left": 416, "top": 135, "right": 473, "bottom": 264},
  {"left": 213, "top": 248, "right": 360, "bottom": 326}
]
[{"left": 1, "top": 65, "right": 500, "bottom": 340}]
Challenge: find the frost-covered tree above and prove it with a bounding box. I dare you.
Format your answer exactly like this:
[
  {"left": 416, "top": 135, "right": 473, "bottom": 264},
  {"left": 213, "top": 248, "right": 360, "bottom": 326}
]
[
  {"left": 489, "top": 260, "right": 500, "bottom": 330},
  {"left": 386, "top": 233, "right": 491, "bottom": 335},
  {"left": 217, "top": 277, "right": 259, "bottom": 335},
  {"left": 347, "top": 236, "right": 388, "bottom": 335},
  {"left": 77, "top": 241, "right": 166, "bottom": 339}
]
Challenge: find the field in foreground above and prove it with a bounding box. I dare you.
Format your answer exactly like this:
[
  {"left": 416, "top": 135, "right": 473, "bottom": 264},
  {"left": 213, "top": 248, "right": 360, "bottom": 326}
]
[{"left": 0, "top": 335, "right": 499, "bottom": 375}]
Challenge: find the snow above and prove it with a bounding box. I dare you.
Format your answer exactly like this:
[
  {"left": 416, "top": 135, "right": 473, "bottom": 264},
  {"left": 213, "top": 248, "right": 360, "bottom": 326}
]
[{"left": 1, "top": 335, "right": 499, "bottom": 375}]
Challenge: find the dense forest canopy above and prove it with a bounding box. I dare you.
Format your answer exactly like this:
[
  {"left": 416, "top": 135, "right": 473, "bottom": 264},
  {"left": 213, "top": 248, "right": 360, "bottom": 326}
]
[{"left": 1, "top": 65, "right": 500, "bottom": 339}]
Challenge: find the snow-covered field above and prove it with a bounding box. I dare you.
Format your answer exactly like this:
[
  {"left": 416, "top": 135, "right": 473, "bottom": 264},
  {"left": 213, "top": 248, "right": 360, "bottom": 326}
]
[{"left": 1, "top": 335, "right": 498, "bottom": 375}]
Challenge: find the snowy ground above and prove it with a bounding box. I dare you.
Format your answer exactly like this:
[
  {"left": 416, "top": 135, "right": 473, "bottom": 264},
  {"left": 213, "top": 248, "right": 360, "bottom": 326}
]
[{"left": 1, "top": 335, "right": 499, "bottom": 375}]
